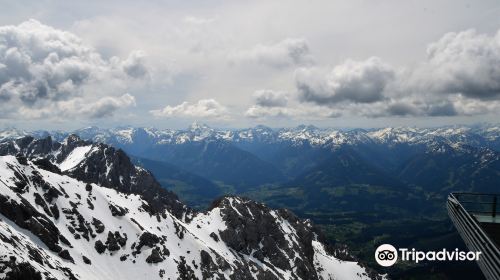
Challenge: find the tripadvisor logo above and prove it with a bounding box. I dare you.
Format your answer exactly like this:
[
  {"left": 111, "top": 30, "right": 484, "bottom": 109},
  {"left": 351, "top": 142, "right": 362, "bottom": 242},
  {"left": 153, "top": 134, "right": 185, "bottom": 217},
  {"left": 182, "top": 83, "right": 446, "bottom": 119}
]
[
  {"left": 374, "top": 244, "right": 482, "bottom": 267},
  {"left": 375, "top": 244, "right": 398, "bottom": 267}
]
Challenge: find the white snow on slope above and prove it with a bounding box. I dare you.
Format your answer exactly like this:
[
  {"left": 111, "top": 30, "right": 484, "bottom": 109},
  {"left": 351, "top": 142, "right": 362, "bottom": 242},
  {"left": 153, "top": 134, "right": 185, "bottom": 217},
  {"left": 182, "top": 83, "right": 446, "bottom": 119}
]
[
  {"left": 0, "top": 213, "right": 71, "bottom": 280},
  {"left": 0, "top": 128, "right": 27, "bottom": 141},
  {"left": 313, "top": 240, "right": 381, "bottom": 280},
  {"left": 59, "top": 145, "right": 93, "bottom": 171}
]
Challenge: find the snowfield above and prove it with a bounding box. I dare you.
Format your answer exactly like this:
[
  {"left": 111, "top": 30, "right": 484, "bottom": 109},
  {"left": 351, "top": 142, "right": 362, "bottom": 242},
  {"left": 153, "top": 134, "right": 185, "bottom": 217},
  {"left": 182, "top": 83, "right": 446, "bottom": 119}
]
[{"left": 59, "top": 145, "right": 94, "bottom": 171}]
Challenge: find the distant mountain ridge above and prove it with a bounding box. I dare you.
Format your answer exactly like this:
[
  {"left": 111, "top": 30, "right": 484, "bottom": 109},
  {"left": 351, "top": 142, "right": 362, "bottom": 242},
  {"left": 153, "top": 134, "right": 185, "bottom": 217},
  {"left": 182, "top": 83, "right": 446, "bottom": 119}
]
[
  {"left": 3, "top": 123, "right": 500, "bottom": 151},
  {"left": 2, "top": 123, "right": 500, "bottom": 199}
]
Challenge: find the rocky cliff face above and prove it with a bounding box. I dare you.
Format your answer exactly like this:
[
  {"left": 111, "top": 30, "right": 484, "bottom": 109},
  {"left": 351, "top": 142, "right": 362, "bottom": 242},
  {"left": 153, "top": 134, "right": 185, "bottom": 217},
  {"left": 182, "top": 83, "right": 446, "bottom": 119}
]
[
  {"left": 0, "top": 136, "right": 382, "bottom": 280},
  {"left": 0, "top": 135, "right": 188, "bottom": 219}
]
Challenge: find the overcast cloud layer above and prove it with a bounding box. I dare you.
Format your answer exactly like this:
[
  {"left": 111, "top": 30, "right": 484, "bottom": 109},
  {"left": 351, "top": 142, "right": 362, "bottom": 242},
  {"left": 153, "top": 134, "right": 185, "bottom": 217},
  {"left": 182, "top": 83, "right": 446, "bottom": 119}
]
[{"left": 1, "top": 1, "right": 500, "bottom": 129}]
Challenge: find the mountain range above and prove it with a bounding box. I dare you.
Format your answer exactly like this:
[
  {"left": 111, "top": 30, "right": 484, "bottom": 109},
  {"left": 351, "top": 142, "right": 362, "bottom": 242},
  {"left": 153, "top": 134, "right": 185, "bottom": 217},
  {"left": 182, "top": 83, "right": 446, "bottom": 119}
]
[
  {"left": 1, "top": 123, "right": 499, "bottom": 278},
  {"left": 2, "top": 123, "right": 499, "bottom": 204},
  {"left": 0, "top": 135, "right": 380, "bottom": 280}
]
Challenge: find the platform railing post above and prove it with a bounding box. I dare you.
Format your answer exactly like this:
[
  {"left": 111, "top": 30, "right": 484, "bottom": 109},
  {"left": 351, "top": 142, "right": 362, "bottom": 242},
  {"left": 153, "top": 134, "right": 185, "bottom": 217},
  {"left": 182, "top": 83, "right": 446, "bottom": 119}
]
[{"left": 493, "top": 196, "right": 497, "bottom": 218}]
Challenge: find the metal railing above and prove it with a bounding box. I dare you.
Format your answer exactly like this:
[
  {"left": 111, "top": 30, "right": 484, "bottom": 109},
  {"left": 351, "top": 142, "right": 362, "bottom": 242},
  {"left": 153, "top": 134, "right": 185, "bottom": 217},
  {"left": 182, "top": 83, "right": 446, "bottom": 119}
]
[
  {"left": 452, "top": 192, "right": 500, "bottom": 218},
  {"left": 447, "top": 193, "right": 500, "bottom": 280}
]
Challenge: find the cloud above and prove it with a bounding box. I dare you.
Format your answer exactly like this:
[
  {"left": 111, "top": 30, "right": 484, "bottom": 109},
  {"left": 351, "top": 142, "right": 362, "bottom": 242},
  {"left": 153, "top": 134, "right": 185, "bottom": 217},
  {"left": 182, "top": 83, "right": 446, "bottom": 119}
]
[
  {"left": 367, "top": 28, "right": 500, "bottom": 118},
  {"left": 245, "top": 103, "right": 341, "bottom": 119},
  {"left": 229, "top": 38, "right": 313, "bottom": 68},
  {"left": 425, "top": 101, "right": 458, "bottom": 117},
  {"left": 15, "top": 93, "right": 136, "bottom": 119},
  {"left": 296, "top": 57, "right": 394, "bottom": 105},
  {"left": 291, "top": 29, "right": 500, "bottom": 119},
  {"left": 414, "top": 29, "right": 500, "bottom": 99},
  {"left": 183, "top": 16, "right": 215, "bottom": 25},
  {"left": 151, "top": 99, "right": 228, "bottom": 119},
  {"left": 120, "top": 50, "right": 149, "bottom": 79},
  {"left": 245, "top": 106, "right": 289, "bottom": 118},
  {"left": 0, "top": 19, "right": 146, "bottom": 119},
  {"left": 380, "top": 99, "right": 457, "bottom": 117},
  {"left": 246, "top": 89, "right": 334, "bottom": 120},
  {"left": 4, "top": 17, "right": 500, "bottom": 125},
  {"left": 253, "top": 89, "right": 288, "bottom": 107},
  {"left": 72, "top": 93, "right": 136, "bottom": 118},
  {"left": 445, "top": 96, "right": 500, "bottom": 116},
  {"left": 357, "top": 95, "right": 500, "bottom": 118},
  {"left": 386, "top": 102, "right": 421, "bottom": 116}
]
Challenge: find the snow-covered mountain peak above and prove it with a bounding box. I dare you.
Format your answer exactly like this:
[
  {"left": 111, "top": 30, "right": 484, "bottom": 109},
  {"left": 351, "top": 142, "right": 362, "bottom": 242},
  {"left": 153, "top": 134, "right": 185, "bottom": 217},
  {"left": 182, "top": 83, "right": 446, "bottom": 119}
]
[
  {"left": 295, "top": 124, "right": 319, "bottom": 132},
  {"left": 188, "top": 122, "right": 211, "bottom": 132},
  {"left": 0, "top": 128, "right": 27, "bottom": 141},
  {"left": 367, "top": 127, "right": 422, "bottom": 143}
]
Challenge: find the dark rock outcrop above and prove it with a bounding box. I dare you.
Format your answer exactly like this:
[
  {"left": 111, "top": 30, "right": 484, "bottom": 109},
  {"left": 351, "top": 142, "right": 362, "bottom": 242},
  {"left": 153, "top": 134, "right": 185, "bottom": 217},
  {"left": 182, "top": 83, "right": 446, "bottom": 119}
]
[
  {"left": 146, "top": 248, "right": 163, "bottom": 263},
  {"left": 136, "top": 232, "right": 160, "bottom": 251},
  {"left": 213, "top": 196, "right": 319, "bottom": 277},
  {"left": 94, "top": 240, "right": 106, "bottom": 254},
  {"left": 1, "top": 135, "right": 189, "bottom": 220},
  {"left": 0, "top": 194, "right": 65, "bottom": 253}
]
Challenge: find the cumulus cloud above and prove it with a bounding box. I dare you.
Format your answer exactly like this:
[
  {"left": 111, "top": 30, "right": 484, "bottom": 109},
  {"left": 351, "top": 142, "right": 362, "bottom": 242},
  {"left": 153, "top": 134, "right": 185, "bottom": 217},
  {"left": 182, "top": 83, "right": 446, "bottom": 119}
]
[
  {"left": 15, "top": 94, "right": 136, "bottom": 119},
  {"left": 245, "top": 103, "right": 341, "bottom": 119},
  {"left": 369, "top": 28, "right": 500, "bottom": 118},
  {"left": 0, "top": 19, "right": 147, "bottom": 119},
  {"left": 376, "top": 99, "right": 457, "bottom": 117},
  {"left": 253, "top": 89, "right": 288, "bottom": 107},
  {"left": 386, "top": 102, "right": 421, "bottom": 117},
  {"left": 71, "top": 93, "right": 136, "bottom": 118},
  {"left": 291, "top": 29, "right": 500, "bottom": 119},
  {"left": 151, "top": 99, "right": 228, "bottom": 119},
  {"left": 229, "top": 38, "right": 313, "bottom": 68},
  {"left": 226, "top": 28, "right": 500, "bottom": 121},
  {"left": 414, "top": 29, "right": 500, "bottom": 99},
  {"left": 296, "top": 57, "right": 394, "bottom": 105},
  {"left": 245, "top": 89, "right": 295, "bottom": 118},
  {"left": 120, "top": 50, "right": 149, "bottom": 78},
  {"left": 245, "top": 88, "right": 340, "bottom": 119},
  {"left": 5, "top": 18, "right": 500, "bottom": 124},
  {"left": 425, "top": 101, "right": 458, "bottom": 117},
  {"left": 245, "top": 106, "right": 289, "bottom": 118},
  {"left": 357, "top": 95, "right": 500, "bottom": 118}
]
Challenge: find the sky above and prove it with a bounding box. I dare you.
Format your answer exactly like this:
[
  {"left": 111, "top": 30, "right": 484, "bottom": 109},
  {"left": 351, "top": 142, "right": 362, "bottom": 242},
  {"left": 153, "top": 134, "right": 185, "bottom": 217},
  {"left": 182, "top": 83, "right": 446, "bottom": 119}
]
[{"left": 1, "top": 0, "right": 500, "bottom": 130}]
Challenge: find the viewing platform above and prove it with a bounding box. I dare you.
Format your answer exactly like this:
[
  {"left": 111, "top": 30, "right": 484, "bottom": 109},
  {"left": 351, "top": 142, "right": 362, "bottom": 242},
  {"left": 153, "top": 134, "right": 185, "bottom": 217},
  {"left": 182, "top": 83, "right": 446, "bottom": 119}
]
[{"left": 447, "top": 192, "right": 500, "bottom": 280}]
